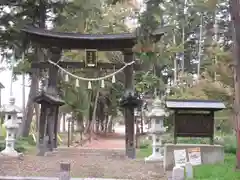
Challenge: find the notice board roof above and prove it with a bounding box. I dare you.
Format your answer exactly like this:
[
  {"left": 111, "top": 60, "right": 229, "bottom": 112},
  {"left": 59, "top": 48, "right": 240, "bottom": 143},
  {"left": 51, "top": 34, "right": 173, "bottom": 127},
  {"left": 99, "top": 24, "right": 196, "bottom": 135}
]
[{"left": 165, "top": 99, "right": 226, "bottom": 111}]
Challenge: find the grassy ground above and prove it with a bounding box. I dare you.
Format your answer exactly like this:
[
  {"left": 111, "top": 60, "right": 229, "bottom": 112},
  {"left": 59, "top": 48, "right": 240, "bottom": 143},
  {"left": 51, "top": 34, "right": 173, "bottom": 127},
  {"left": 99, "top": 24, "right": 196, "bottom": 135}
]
[
  {"left": 137, "top": 146, "right": 240, "bottom": 180},
  {"left": 194, "top": 154, "right": 240, "bottom": 180},
  {"left": 137, "top": 146, "right": 152, "bottom": 158}
]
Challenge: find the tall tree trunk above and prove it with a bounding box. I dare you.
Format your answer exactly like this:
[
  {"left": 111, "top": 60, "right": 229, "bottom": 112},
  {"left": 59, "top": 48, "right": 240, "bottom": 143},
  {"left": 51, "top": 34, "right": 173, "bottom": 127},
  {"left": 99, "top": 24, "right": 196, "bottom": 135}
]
[
  {"left": 58, "top": 112, "right": 62, "bottom": 132},
  {"left": 230, "top": 0, "right": 240, "bottom": 169},
  {"left": 135, "top": 118, "right": 140, "bottom": 148},
  {"left": 62, "top": 113, "right": 66, "bottom": 132},
  {"left": 76, "top": 113, "right": 84, "bottom": 142},
  {"left": 95, "top": 119, "right": 99, "bottom": 133},
  {"left": 107, "top": 115, "right": 113, "bottom": 133},
  {"left": 213, "top": 9, "right": 219, "bottom": 81},
  {"left": 84, "top": 91, "right": 93, "bottom": 134},
  {"left": 34, "top": 103, "right": 40, "bottom": 131},
  {"left": 140, "top": 110, "right": 144, "bottom": 134},
  {"left": 90, "top": 90, "right": 100, "bottom": 141},
  {"left": 0, "top": 89, "right": 1, "bottom": 108},
  {"left": 100, "top": 116, "right": 105, "bottom": 132},
  {"left": 0, "top": 89, "right": 3, "bottom": 124},
  {"left": 71, "top": 113, "right": 75, "bottom": 142},
  {"left": 197, "top": 14, "right": 203, "bottom": 78},
  {"left": 76, "top": 113, "right": 83, "bottom": 131},
  {"left": 21, "top": 69, "right": 39, "bottom": 137},
  {"left": 21, "top": 0, "right": 46, "bottom": 137},
  {"left": 173, "top": 0, "right": 178, "bottom": 84},
  {"left": 84, "top": 105, "right": 93, "bottom": 134},
  {"left": 104, "top": 115, "right": 109, "bottom": 134},
  {"left": 22, "top": 73, "right": 26, "bottom": 117}
]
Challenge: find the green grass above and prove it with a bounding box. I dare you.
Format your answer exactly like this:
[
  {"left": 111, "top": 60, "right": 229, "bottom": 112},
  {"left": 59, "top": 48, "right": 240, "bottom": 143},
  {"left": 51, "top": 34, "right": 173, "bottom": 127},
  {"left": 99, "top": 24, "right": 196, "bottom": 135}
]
[
  {"left": 0, "top": 136, "right": 35, "bottom": 153},
  {"left": 137, "top": 145, "right": 240, "bottom": 179},
  {"left": 137, "top": 146, "right": 151, "bottom": 158},
  {"left": 194, "top": 154, "right": 240, "bottom": 180}
]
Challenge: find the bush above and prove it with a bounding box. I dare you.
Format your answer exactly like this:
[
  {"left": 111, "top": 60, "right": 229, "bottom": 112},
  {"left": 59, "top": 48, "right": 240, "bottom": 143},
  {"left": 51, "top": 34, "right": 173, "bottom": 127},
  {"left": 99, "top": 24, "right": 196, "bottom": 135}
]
[
  {"left": 216, "top": 135, "right": 236, "bottom": 154},
  {"left": 140, "top": 134, "right": 237, "bottom": 155},
  {"left": 162, "top": 136, "right": 212, "bottom": 144}
]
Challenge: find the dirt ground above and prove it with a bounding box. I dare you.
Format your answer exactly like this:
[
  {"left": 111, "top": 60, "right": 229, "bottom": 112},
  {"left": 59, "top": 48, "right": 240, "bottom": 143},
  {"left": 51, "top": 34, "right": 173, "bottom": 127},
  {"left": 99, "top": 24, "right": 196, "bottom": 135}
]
[
  {"left": 0, "top": 132, "right": 167, "bottom": 180},
  {"left": 0, "top": 148, "right": 166, "bottom": 180}
]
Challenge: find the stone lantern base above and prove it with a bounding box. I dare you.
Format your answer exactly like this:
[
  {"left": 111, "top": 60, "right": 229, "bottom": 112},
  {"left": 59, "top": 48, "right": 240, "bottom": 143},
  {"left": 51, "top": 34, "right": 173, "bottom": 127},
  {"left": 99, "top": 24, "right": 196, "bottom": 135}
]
[
  {"left": 1, "top": 148, "right": 19, "bottom": 157},
  {"left": 145, "top": 153, "right": 164, "bottom": 163},
  {"left": 145, "top": 133, "right": 164, "bottom": 163}
]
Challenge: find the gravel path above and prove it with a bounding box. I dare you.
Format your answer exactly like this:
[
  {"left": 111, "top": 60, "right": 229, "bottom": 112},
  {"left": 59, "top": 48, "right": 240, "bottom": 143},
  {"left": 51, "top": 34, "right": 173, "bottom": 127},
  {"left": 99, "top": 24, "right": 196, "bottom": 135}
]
[
  {"left": 0, "top": 132, "right": 167, "bottom": 179},
  {"left": 0, "top": 148, "right": 166, "bottom": 180}
]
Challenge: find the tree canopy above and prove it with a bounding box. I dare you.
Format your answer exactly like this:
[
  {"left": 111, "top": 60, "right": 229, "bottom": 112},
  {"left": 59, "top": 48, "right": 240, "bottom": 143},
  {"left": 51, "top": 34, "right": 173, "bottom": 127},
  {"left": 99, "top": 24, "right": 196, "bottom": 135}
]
[{"left": 0, "top": 0, "right": 236, "bottom": 135}]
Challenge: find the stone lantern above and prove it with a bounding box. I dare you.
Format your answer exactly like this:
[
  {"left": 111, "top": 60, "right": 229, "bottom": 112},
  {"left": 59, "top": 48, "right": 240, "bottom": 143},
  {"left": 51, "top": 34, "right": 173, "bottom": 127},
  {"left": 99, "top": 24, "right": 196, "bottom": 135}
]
[
  {"left": 0, "top": 97, "right": 21, "bottom": 157},
  {"left": 145, "top": 97, "right": 166, "bottom": 162}
]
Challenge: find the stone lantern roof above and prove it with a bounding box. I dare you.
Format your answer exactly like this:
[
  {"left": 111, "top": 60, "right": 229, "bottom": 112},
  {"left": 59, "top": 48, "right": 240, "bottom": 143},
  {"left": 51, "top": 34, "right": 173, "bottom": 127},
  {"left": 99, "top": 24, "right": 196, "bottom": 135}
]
[
  {"left": 148, "top": 98, "right": 165, "bottom": 117},
  {"left": 0, "top": 97, "right": 22, "bottom": 114}
]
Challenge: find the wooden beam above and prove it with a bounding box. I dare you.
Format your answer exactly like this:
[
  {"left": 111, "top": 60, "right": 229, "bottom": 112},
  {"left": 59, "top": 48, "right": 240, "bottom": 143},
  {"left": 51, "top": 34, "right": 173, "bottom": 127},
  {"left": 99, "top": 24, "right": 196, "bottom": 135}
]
[{"left": 31, "top": 61, "right": 141, "bottom": 70}]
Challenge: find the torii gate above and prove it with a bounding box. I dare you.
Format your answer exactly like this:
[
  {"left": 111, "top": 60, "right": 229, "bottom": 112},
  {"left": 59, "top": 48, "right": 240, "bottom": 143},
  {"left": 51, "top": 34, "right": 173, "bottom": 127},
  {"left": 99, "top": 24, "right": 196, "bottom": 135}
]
[{"left": 21, "top": 26, "right": 163, "bottom": 158}]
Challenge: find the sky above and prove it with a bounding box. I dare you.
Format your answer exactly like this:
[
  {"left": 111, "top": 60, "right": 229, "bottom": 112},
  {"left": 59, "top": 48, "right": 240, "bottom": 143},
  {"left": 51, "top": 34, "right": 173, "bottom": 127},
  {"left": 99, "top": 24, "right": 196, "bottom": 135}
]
[
  {"left": 0, "top": 0, "right": 144, "bottom": 108},
  {"left": 0, "top": 69, "right": 30, "bottom": 108}
]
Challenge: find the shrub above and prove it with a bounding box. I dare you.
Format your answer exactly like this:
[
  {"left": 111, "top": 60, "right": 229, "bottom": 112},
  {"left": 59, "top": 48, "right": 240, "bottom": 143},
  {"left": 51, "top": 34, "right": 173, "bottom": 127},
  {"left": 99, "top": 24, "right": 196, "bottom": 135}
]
[
  {"left": 218, "top": 135, "right": 236, "bottom": 154},
  {"left": 140, "top": 134, "right": 237, "bottom": 155},
  {"left": 163, "top": 136, "right": 211, "bottom": 144}
]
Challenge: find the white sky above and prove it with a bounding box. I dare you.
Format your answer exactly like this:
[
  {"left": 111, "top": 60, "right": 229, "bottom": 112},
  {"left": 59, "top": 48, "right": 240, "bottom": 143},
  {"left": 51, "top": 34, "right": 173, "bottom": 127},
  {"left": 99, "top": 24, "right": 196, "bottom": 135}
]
[
  {"left": 0, "top": 70, "right": 30, "bottom": 108},
  {"left": 0, "top": 0, "right": 144, "bottom": 108}
]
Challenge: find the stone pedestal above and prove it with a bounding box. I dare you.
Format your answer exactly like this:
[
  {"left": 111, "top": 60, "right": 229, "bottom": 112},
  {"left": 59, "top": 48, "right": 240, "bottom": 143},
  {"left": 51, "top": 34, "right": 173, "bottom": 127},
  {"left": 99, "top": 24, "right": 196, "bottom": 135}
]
[
  {"left": 145, "top": 98, "right": 166, "bottom": 163},
  {"left": 145, "top": 133, "right": 164, "bottom": 162}
]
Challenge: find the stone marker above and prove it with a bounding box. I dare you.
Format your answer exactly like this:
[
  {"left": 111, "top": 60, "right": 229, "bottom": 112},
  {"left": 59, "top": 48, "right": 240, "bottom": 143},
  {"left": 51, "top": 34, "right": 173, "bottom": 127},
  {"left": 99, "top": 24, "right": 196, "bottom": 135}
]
[
  {"left": 185, "top": 161, "right": 193, "bottom": 178},
  {"left": 172, "top": 166, "right": 184, "bottom": 180},
  {"left": 59, "top": 162, "right": 70, "bottom": 180}
]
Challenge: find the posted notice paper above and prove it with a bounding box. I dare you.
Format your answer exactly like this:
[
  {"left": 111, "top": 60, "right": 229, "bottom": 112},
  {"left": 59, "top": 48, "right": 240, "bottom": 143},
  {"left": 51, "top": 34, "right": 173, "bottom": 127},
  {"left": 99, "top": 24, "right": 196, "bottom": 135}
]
[
  {"left": 188, "top": 147, "right": 202, "bottom": 166},
  {"left": 174, "top": 149, "right": 187, "bottom": 167}
]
